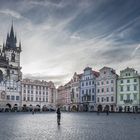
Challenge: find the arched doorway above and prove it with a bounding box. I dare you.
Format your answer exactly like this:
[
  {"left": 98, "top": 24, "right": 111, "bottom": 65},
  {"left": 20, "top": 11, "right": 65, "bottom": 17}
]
[
  {"left": 71, "top": 105, "right": 77, "bottom": 112},
  {"left": 5, "top": 103, "right": 11, "bottom": 112},
  {"left": 90, "top": 106, "right": 94, "bottom": 112},
  {"left": 42, "top": 105, "right": 49, "bottom": 111},
  {"left": 105, "top": 105, "right": 109, "bottom": 112},
  {"left": 98, "top": 105, "right": 102, "bottom": 112},
  {"left": 13, "top": 104, "right": 18, "bottom": 111},
  {"left": 36, "top": 105, "right": 40, "bottom": 111},
  {"left": 22, "top": 104, "right": 27, "bottom": 111},
  {"left": 119, "top": 106, "right": 123, "bottom": 112}
]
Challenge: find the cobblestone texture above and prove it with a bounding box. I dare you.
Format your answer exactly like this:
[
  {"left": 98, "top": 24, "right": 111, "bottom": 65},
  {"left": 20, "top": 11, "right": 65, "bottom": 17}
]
[{"left": 0, "top": 112, "right": 140, "bottom": 140}]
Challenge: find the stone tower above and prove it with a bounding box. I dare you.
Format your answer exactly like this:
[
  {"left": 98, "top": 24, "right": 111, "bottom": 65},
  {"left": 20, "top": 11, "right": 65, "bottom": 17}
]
[{"left": 0, "top": 23, "right": 22, "bottom": 111}]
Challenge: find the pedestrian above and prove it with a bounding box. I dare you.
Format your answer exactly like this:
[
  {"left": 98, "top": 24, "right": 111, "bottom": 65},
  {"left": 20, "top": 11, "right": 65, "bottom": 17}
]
[
  {"left": 32, "top": 109, "right": 35, "bottom": 115},
  {"left": 56, "top": 107, "right": 61, "bottom": 125},
  {"left": 106, "top": 108, "right": 109, "bottom": 115}
]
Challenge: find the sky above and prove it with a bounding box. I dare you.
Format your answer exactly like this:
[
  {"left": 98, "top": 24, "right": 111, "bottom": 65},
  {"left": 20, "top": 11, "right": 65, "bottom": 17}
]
[{"left": 0, "top": 0, "right": 140, "bottom": 87}]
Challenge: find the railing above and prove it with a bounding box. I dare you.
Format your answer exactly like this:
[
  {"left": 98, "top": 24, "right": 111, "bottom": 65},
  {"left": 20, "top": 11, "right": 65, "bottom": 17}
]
[{"left": 123, "top": 99, "right": 133, "bottom": 104}]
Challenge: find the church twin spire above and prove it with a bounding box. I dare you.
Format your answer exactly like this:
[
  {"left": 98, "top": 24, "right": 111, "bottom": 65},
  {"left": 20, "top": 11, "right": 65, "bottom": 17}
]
[{"left": 4, "top": 22, "right": 21, "bottom": 52}]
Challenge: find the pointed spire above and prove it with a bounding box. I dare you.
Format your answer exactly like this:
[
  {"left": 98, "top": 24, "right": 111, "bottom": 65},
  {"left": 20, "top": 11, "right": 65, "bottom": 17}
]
[{"left": 5, "top": 21, "right": 17, "bottom": 49}]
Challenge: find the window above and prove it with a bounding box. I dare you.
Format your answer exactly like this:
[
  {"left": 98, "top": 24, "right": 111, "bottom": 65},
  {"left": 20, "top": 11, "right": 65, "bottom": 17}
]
[
  {"left": 46, "top": 98, "right": 48, "bottom": 102},
  {"left": 102, "top": 88, "right": 104, "bottom": 93},
  {"left": 102, "top": 97, "right": 104, "bottom": 102},
  {"left": 98, "top": 82, "right": 100, "bottom": 85},
  {"left": 92, "top": 88, "right": 94, "bottom": 93},
  {"left": 97, "top": 97, "right": 99, "bottom": 102},
  {"left": 43, "top": 98, "right": 45, "bottom": 101},
  {"left": 31, "top": 97, "right": 33, "bottom": 101},
  {"left": 120, "top": 95, "right": 123, "bottom": 101},
  {"left": 24, "top": 90, "right": 26, "bottom": 93},
  {"left": 24, "top": 85, "right": 26, "bottom": 88},
  {"left": 106, "top": 97, "right": 109, "bottom": 102},
  {"left": 107, "top": 88, "right": 109, "bottom": 92},
  {"left": 7, "top": 95, "right": 10, "bottom": 100},
  {"left": 106, "top": 81, "right": 109, "bottom": 84},
  {"left": 134, "top": 79, "right": 137, "bottom": 82},
  {"left": 121, "top": 80, "right": 123, "bottom": 84},
  {"left": 86, "top": 82, "right": 88, "bottom": 86},
  {"left": 101, "top": 81, "right": 104, "bottom": 85},
  {"left": 98, "top": 89, "right": 100, "bottom": 93},
  {"left": 89, "top": 89, "right": 91, "bottom": 94},
  {"left": 12, "top": 70, "right": 14, "bottom": 74},
  {"left": 31, "top": 91, "right": 33, "bottom": 94},
  {"left": 134, "top": 85, "right": 137, "bottom": 91},
  {"left": 11, "top": 96, "right": 15, "bottom": 100},
  {"left": 92, "top": 95, "right": 94, "bottom": 101},
  {"left": 36, "top": 98, "right": 38, "bottom": 101},
  {"left": 111, "top": 80, "right": 114, "bottom": 83},
  {"left": 36, "top": 91, "right": 38, "bottom": 94},
  {"left": 16, "top": 96, "right": 19, "bottom": 100},
  {"left": 86, "top": 89, "right": 88, "bottom": 94},
  {"left": 28, "top": 90, "right": 30, "bottom": 94},
  {"left": 92, "top": 81, "right": 94, "bottom": 85},
  {"left": 127, "top": 94, "right": 130, "bottom": 100},
  {"left": 82, "top": 83, "right": 84, "bottom": 86},
  {"left": 111, "top": 87, "right": 114, "bottom": 92},
  {"left": 111, "top": 96, "right": 114, "bottom": 102},
  {"left": 127, "top": 86, "right": 130, "bottom": 91},
  {"left": 89, "top": 81, "right": 91, "bottom": 85},
  {"left": 127, "top": 79, "right": 130, "bottom": 83},
  {"left": 23, "top": 97, "right": 26, "bottom": 101},
  {"left": 39, "top": 91, "right": 41, "bottom": 95},
  {"left": 120, "top": 86, "right": 123, "bottom": 92},
  {"left": 27, "top": 97, "right": 30, "bottom": 101},
  {"left": 134, "top": 94, "right": 137, "bottom": 100},
  {"left": 82, "top": 90, "right": 84, "bottom": 94}
]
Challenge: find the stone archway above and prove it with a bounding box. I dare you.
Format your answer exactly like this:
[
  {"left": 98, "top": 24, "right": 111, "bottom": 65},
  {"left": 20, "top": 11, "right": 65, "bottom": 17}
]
[
  {"left": 105, "top": 105, "right": 109, "bottom": 111},
  {"left": 98, "top": 105, "right": 102, "bottom": 112},
  {"left": 119, "top": 106, "right": 123, "bottom": 112},
  {"left": 71, "top": 105, "right": 77, "bottom": 112}
]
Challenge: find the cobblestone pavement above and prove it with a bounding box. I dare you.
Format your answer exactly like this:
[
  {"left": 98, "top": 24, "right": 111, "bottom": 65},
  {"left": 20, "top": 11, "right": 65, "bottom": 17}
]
[{"left": 0, "top": 112, "right": 140, "bottom": 140}]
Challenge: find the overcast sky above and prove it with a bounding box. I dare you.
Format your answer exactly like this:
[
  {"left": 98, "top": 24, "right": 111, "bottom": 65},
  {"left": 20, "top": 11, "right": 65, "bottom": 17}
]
[{"left": 0, "top": 0, "right": 140, "bottom": 86}]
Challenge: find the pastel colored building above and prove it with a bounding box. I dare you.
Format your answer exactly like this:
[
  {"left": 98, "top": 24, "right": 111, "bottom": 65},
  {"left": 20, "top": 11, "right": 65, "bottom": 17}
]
[
  {"left": 96, "top": 67, "right": 118, "bottom": 112},
  {"left": 70, "top": 72, "right": 82, "bottom": 111},
  {"left": 80, "top": 67, "right": 99, "bottom": 111},
  {"left": 117, "top": 67, "right": 140, "bottom": 112}
]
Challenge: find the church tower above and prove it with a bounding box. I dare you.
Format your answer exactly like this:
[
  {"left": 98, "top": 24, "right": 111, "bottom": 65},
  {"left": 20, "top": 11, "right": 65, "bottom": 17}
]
[
  {"left": 4, "top": 23, "right": 22, "bottom": 81},
  {"left": 0, "top": 23, "right": 22, "bottom": 111}
]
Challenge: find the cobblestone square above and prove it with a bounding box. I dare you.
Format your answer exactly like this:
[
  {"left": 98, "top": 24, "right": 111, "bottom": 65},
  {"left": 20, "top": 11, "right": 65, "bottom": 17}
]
[{"left": 0, "top": 112, "right": 140, "bottom": 140}]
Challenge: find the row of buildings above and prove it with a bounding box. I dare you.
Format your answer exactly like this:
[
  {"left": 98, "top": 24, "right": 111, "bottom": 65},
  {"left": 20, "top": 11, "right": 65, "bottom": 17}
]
[
  {"left": 0, "top": 24, "right": 140, "bottom": 112},
  {"left": 57, "top": 66, "right": 140, "bottom": 113},
  {"left": 0, "top": 24, "right": 56, "bottom": 111}
]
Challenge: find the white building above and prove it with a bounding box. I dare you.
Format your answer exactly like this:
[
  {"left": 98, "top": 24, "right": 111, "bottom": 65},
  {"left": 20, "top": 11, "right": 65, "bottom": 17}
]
[
  {"left": 0, "top": 24, "right": 22, "bottom": 111},
  {"left": 21, "top": 79, "right": 56, "bottom": 111},
  {"left": 80, "top": 67, "right": 99, "bottom": 111},
  {"left": 70, "top": 72, "right": 82, "bottom": 111},
  {"left": 96, "top": 67, "right": 118, "bottom": 112},
  {"left": 117, "top": 67, "right": 140, "bottom": 112}
]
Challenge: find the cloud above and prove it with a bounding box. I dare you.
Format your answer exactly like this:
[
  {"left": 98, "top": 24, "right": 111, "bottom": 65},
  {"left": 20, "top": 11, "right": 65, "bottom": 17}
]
[{"left": 0, "top": 9, "right": 22, "bottom": 19}]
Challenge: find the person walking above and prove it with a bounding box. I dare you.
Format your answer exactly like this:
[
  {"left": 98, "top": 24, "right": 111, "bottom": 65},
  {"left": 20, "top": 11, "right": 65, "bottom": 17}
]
[{"left": 56, "top": 107, "right": 61, "bottom": 125}]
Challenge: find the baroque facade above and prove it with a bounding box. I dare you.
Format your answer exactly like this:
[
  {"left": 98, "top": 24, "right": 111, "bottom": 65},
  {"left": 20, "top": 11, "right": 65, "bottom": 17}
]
[
  {"left": 21, "top": 79, "right": 56, "bottom": 111},
  {"left": 117, "top": 67, "right": 140, "bottom": 112},
  {"left": 80, "top": 67, "right": 99, "bottom": 111},
  {"left": 96, "top": 67, "right": 118, "bottom": 112},
  {"left": 0, "top": 24, "right": 22, "bottom": 111}
]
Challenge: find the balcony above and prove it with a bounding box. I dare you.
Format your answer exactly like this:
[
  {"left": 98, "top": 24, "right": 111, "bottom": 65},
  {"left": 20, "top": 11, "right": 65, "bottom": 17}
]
[{"left": 123, "top": 99, "right": 133, "bottom": 104}]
